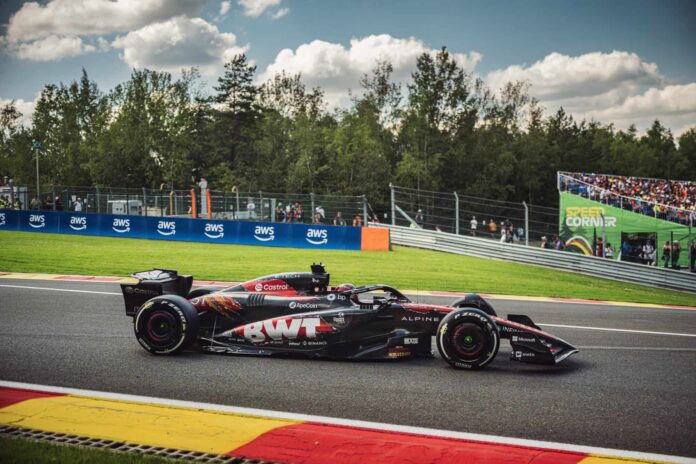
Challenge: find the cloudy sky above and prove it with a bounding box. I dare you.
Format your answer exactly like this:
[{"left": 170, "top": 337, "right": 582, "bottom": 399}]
[{"left": 1, "top": 0, "right": 695, "bottom": 135}]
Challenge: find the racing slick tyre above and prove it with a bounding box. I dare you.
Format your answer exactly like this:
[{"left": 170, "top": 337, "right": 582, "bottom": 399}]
[
  {"left": 134, "top": 295, "right": 199, "bottom": 355},
  {"left": 187, "top": 286, "right": 221, "bottom": 298},
  {"left": 436, "top": 308, "right": 499, "bottom": 370},
  {"left": 451, "top": 294, "right": 498, "bottom": 317}
]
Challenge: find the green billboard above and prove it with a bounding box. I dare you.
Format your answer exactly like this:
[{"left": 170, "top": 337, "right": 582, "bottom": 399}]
[{"left": 559, "top": 192, "right": 692, "bottom": 268}]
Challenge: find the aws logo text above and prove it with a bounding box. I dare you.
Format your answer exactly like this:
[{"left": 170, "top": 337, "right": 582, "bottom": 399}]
[
  {"left": 204, "top": 223, "right": 224, "bottom": 239},
  {"left": 0, "top": 213, "right": 5, "bottom": 226},
  {"left": 69, "top": 216, "right": 87, "bottom": 231},
  {"left": 112, "top": 218, "right": 130, "bottom": 233},
  {"left": 254, "top": 225, "right": 274, "bottom": 242},
  {"left": 157, "top": 220, "right": 176, "bottom": 236},
  {"left": 306, "top": 228, "right": 328, "bottom": 245},
  {"left": 29, "top": 214, "right": 45, "bottom": 229}
]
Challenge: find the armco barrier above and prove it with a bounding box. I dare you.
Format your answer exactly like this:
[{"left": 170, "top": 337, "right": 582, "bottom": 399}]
[
  {"left": 375, "top": 224, "right": 696, "bottom": 292},
  {"left": 0, "top": 209, "right": 365, "bottom": 251}
]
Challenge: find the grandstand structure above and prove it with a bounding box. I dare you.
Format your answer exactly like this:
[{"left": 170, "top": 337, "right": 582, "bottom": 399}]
[{"left": 558, "top": 172, "right": 694, "bottom": 268}]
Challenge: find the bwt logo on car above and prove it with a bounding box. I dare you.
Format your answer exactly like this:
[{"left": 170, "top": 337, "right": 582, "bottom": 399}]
[
  {"left": 306, "top": 228, "right": 328, "bottom": 245},
  {"left": 157, "top": 220, "right": 176, "bottom": 236},
  {"left": 112, "top": 218, "right": 130, "bottom": 233},
  {"left": 254, "top": 225, "right": 275, "bottom": 242},
  {"left": 29, "top": 214, "right": 45, "bottom": 229},
  {"left": 204, "top": 223, "right": 224, "bottom": 239},
  {"left": 69, "top": 216, "right": 87, "bottom": 231},
  {"left": 243, "top": 318, "right": 322, "bottom": 342}
]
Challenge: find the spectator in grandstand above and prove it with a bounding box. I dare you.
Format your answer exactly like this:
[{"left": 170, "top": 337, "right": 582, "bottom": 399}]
[
  {"left": 353, "top": 214, "right": 362, "bottom": 227},
  {"left": 415, "top": 209, "right": 424, "bottom": 228},
  {"left": 0, "top": 195, "right": 7, "bottom": 209},
  {"left": 595, "top": 237, "right": 604, "bottom": 257},
  {"left": 671, "top": 241, "right": 681, "bottom": 270},
  {"left": 54, "top": 196, "right": 63, "bottom": 211},
  {"left": 540, "top": 236, "right": 548, "bottom": 249},
  {"left": 641, "top": 241, "right": 655, "bottom": 265},
  {"left": 13, "top": 198, "right": 22, "bottom": 210},
  {"left": 285, "top": 202, "right": 293, "bottom": 222},
  {"left": 42, "top": 195, "right": 53, "bottom": 210},
  {"left": 470, "top": 216, "right": 477, "bottom": 237},
  {"left": 315, "top": 205, "right": 325, "bottom": 220},
  {"left": 333, "top": 211, "right": 346, "bottom": 226},
  {"left": 605, "top": 243, "right": 614, "bottom": 259},
  {"left": 275, "top": 205, "right": 286, "bottom": 223},
  {"left": 313, "top": 211, "right": 323, "bottom": 224},
  {"left": 30, "top": 196, "right": 40, "bottom": 210},
  {"left": 500, "top": 227, "right": 508, "bottom": 243},
  {"left": 553, "top": 236, "right": 565, "bottom": 251},
  {"left": 294, "top": 202, "right": 303, "bottom": 223},
  {"left": 690, "top": 240, "right": 696, "bottom": 272},
  {"left": 488, "top": 219, "right": 497, "bottom": 238},
  {"left": 662, "top": 241, "right": 671, "bottom": 268},
  {"left": 73, "top": 197, "right": 83, "bottom": 212}
]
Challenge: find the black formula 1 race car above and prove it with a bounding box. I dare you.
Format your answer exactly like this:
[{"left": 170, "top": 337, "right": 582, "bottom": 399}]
[{"left": 121, "top": 264, "right": 578, "bottom": 369}]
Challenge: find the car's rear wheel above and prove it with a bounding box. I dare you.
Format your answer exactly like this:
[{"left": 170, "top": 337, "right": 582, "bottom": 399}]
[
  {"left": 134, "top": 295, "right": 199, "bottom": 355},
  {"left": 436, "top": 308, "right": 499, "bottom": 370}
]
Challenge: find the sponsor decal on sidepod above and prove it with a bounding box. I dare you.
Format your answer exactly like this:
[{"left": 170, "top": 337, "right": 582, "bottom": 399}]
[
  {"left": 112, "top": 218, "right": 130, "bottom": 233},
  {"left": 243, "top": 318, "right": 322, "bottom": 342},
  {"left": 254, "top": 225, "right": 275, "bottom": 242},
  {"left": 157, "top": 220, "right": 176, "bottom": 236},
  {"left": 306, "top": 228, "right": 328, "bottom": 245},
  {"left": 204, "top": 223, "right": 224, "bottom": 239},
  {"left": 29, "top": 214, "right": 45, "bottom": 229},
  {"left": 69, "top": 216, "right": 87, "bottom": 231}
]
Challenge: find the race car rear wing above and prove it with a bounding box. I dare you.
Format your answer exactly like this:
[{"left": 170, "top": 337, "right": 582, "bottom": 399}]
[{"left": 120, "top": 269, "right": 193, "bottom": 317}]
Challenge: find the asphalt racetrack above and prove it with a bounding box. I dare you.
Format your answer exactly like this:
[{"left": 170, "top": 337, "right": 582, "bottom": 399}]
[{"left": 0, "top": 278, "right": 694, "bottom": 458}]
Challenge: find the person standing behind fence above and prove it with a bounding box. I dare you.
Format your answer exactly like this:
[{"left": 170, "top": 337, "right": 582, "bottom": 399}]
[
  {"left": 353, "top": 214, "right": 362, "bottom": 227},
  {"left": 662, "top": 241, "right": 671, "bottom": 268},
  {"left": 30, "top": 196, "right": 40, "bottom": 210},
  {"left": 671, "top": 241, "right": 681, "bottom": 269},
  {"left": 605, "top": 243, "right": 614, "bottom": 259},
  {"left": 470, "top": 216, "right": 477, "bottom": 236},
  {"left": 488, "top": 219, "right": 496, "bottom": 238},
  {"left": 333, "top": 211, "right": 346, "bottom": 226}
]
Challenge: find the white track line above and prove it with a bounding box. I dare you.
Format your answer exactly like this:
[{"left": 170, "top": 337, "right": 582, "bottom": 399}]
[
  {"left": 0, "top": 284, "right": 120, "bottom": 296},
  {"left": 538, "top": 323, "right": 696, "bottom": 338},
  {"left": 1, "top": 380, "right": 692, "bottom": 463},
  {"left": 579, "top": 346, "right": 696, "bottom": 352}
]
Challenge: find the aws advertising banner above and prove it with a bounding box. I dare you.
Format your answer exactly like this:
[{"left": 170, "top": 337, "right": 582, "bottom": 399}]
[
  {"left": 558, "top": 192, "right": 690, "bottom": 266},
  {"left": 0, "top": 209, "right": 361, "bottom": 250}
]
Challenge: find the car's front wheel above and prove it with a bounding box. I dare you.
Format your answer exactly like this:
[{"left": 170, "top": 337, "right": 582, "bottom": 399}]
[
  {"left": 436, "top": 308, "right": 499, "bottom": 370},
  {"left": 134, "top": 295, "right": 199, "bottom": 355}
]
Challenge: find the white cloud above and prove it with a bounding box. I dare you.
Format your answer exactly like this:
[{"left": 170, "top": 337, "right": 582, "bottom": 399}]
[
  {"left": 260, "top": 34, "right": 482, "bottom": 107},
  {"left": 486, "top": 51, "right": 663, "bottom": 102},
  {"left": 238, "top": 0, "right": 282, "bottom": 17},
  {"left": 486, "top": 50, "right": 695, "bottom": 136},
  {"left": 112, "top": 16, "right": 248, "bottom": 75},
  {"left": 270, "top": 7, "right": 289, "bottom": 20},
  {"left": 0, "top": 97, "right": 37, "bottom": 127},
  {"left": 4, "top": 0, "right": 209, "bottom": 43},
  {"left": 219, "top": 1, "right": 232, "bottom": 16},
  {"left": 14, "top": 35, "right": 96, "bottom": 61}
]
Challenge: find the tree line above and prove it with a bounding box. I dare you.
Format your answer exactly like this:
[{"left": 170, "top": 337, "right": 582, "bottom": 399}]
[{"left": 1, "top": 47, "right": 694, "bottom": 209}]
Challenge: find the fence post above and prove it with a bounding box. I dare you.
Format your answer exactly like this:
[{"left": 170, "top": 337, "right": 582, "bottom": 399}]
[
  {"left": 258, "top": 191, "right": 263, "bottom": 220},
  {"left": 126, "top": 191, "right": 129, "bottom": 215},
  {"left": 51, "top": 186, "right": 55, "bottom": 210},
  {"left": 362, "top": 195, "right": 368, "bottom": 226},
  {"left": 453, "top": 191, "right": 459, "bottom": 235},
  {"left": 522, "top": 201, "right": 529, "bottom": 246},
  {"left": 142, "top": 187, "right": 147, "bottom": 216},
  {"left": 310, "top": 193, "right": 315, "bottom": 222},
  {"left": 390, "top": 183, "right": 395, "bottom": 226},
  {"left": 96, "top": 187, "right": 101, "bottom": 213}
]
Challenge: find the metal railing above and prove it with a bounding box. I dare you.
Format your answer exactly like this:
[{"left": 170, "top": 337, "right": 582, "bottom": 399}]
[
  {"left": 13, "top": 185, "right": 369, "bottom": 225},
  {"left": 375, "top": 224, "right": 696, "bottom": 293},
  {"left": 389, "top": 184, "right": 559, "bottom": 246}
]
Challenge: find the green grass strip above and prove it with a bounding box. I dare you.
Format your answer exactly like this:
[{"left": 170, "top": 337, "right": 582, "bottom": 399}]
[{"left": 1, "top": 230, "right": 694, "bottom": 307}]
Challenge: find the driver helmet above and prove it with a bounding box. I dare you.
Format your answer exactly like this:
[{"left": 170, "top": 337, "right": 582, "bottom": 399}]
[{"left": 335, "top": 283, "right": 355, "bottom": 292}]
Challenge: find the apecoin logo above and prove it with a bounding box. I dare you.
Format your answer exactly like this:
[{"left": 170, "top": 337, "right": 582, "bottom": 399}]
[
  {"left": 204, "top": 223, "right": 224, "bottom": 239},
  {"left": 254, "top": 225, "right": 274, "bottom": 242},
  {"left": 69, "top": 216, "right": 87, "bottom": 231},
  {"left": 306, "top": 228, "right": 328, "bottom": 245},
  {"left": 29, "top": 214, "right": 45, "bottom": 229}
]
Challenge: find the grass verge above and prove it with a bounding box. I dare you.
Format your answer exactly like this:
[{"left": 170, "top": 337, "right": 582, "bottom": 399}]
[
  {"left": 0, "top": 436, "right": 175, "bottom": 464},
  {"left": 1, "top": 230, "right": 694, "bottom": 306}
]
